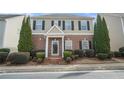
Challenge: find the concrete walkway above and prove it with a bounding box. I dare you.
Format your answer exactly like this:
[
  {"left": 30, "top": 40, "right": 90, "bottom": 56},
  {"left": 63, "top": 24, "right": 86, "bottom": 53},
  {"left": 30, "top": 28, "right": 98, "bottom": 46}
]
[{"left": 1, "top": 62, "right": 124, "bottom": 73}]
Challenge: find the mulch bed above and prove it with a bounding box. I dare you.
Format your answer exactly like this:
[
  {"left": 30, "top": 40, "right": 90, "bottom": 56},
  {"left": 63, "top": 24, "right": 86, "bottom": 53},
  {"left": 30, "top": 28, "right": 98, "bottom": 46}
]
[{"left": 0, "top": 57, "right": 123, "bottom": 66}]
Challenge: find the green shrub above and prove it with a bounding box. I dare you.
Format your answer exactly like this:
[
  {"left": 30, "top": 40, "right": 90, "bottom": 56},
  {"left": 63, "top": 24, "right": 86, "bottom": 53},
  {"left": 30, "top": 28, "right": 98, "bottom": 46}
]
[
  {"left": 19, "top": 52, "right": 30, "bottom": 61},
  {"left": 85, "top": 49, "right": 95, "bottom": 57},
  {"left": 74, "top": 55, "right": 79, "bottom": 59},
  {"left": 97, "top": 53, "right": 108, "bottom": 60},
  {"left": 6, "top": 52, "right": 28, "bottom": 64},
  {"left": 37, "top": 58, "right": 43, "bottom": 63},
  {"left": 120, "top": 52, "right": 124, "bottom": 57},
  {"left": 119, "top": 47, "right": 124, "bottom": 52},
  {"left": 74, "top": 49, "right": 84, "bottom": 57},
  {"left": 36, "top": 52, "right": 45, "bottom": 59},
  {"left": 0, "top": 52, "right": 8, "bottom": 63},
  {"left": 32, "top": 57, "right": 37, "bottom": 62},
  {"left": 30, "top": 49, "right": 45, "bottom": 58},
  {"left": 114, "top": 51, "right": 121, "bottom": 57},
  {"left": 65, "top": 57, "right": 72, "bottom": 63},
  {"left": 0, "top": 48, "right": 10, "bottom": 53},
  {"left": 63, "top": 51, "right": 72, "bottom": 59},
  {"left": 107, "top": 52, "right": 114, "bottom": 59}
]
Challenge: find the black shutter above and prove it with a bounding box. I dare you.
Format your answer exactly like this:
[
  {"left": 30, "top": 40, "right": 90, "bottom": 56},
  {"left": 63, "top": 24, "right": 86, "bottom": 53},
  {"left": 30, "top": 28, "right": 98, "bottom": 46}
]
[
  {"left": 63, "top": 21, "right": 65, "bottom": 30},
  {"left": 87, "top": 21, "right": 90, "bottom": 30},
  {"left": 58, "top": 20, "right": 61, "bottom": 26},
  {"left": 78, "top": 21, "right": 81, "bottom": 30},
  {"left": 33, "top": 20, "right": 36, "bottom": 30},
  {"left": 89, "top": 41, "right": 92, "bottom": 49},
  {"left": 42, "top": 20, "right": 45, "bottom": 30},
  {"left": 71, "top": 21, "right": 74, "bottom": 30},
  {"left": 79, "top": 41, "right": 82, "bottom": 49},
  {"left": 51, "top": 20, "right": 54, "bottom": 26}
]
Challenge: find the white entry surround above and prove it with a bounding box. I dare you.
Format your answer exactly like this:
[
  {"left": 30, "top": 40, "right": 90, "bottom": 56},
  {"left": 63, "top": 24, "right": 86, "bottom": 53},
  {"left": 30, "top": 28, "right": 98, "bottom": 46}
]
[{"left": 45, "top": 25, "right": 65, "bottom": 58}]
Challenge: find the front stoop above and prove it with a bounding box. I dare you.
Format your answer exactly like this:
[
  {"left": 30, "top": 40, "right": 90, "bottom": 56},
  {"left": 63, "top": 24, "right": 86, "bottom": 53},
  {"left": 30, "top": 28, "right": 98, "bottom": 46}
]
[{"left": 44, "top": 57, "right": 63, "bottom": 64}]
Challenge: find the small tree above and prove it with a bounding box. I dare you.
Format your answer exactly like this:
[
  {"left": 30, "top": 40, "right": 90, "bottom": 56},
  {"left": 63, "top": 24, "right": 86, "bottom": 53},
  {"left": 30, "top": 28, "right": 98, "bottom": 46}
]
[
  {"left": 18, "top": 16, "right": 33, "bottom": 52},
  {"left": 93, "top": 14, "right": 110, "bottom": 53}
]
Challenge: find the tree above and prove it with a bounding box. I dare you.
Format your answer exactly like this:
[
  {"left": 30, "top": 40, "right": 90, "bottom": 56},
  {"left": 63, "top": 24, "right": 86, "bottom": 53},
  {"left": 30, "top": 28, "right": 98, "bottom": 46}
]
[
  {"left": 93, "top": 14, "right": 110, "bottom": 53},
  {"left": 102, "top": 17, "right": 110, "bottom": 53},
  {"left": 18, "top": 16, "right": 33, "bottom": 52}
]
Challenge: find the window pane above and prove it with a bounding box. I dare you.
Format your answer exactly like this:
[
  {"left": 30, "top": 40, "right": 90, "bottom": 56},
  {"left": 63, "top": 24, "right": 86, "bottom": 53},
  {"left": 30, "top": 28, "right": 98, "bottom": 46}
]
[
  {"left": 81, "top": 20, "right": 87, "bottom": 30},
  {"left": 65, "top": 40, "right": 72, "bottom": 50},
  {"left": 82, "top": 40, "right": 89, "bottom": 49},
  {"left": 65, "top": 20, "right": 71, "bottom": 30},
  {"left": 36, "top": 20, "right": 42, "bottom": 30}
]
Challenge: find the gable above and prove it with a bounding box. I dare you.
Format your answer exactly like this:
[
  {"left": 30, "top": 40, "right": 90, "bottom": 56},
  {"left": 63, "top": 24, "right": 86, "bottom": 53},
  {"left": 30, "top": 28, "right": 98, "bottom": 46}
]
[
  {"left": 49, "top": 26, "right": 62, "bottom": 33},
  {"left": 46, "top": 25, "right": 64, "bottom": 35}
]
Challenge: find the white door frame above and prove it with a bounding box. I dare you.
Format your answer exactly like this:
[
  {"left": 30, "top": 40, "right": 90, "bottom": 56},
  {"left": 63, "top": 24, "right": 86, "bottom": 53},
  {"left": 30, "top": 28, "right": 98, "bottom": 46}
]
[{"left": 51, "top": 39, "right": 59, "bottom": 56}]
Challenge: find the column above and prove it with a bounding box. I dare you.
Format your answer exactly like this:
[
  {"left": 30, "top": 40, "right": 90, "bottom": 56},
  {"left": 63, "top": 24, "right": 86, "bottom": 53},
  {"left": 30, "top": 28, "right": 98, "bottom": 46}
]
[
  {"left": 45, "top": 36, "right": 48, "bottom": 58},
  {"left": 62, "top": 36, "right": 64, "bottom": 58}
]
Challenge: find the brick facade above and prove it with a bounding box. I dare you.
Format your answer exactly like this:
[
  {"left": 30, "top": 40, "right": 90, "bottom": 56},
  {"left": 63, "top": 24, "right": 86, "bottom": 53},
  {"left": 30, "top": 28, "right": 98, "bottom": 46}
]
[{"left": 32, "top": 35, "right": 93, "bottom": 57}]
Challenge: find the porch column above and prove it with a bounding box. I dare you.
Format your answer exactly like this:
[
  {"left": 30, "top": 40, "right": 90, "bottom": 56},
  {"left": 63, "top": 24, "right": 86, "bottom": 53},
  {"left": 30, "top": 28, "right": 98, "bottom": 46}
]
[
  {"left": 45, "top": 36, "right": 48, "bottom": 58},
  {"left": 62, "top": 36, "right": 64, "bottom": 58}
]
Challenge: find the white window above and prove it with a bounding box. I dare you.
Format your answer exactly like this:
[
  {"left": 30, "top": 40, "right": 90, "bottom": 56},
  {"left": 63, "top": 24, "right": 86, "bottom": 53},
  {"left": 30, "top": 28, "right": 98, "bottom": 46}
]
[
  {"left": 65, "top": 40, "right": 72, "bottom": 50},
  {"left": 82, "top": 39, "right": 89, "bottom": 49},
  {"left": 81, "top": 20, "right": 87, "bottom": 30},
  {"left": 65, "top": 20, "right": 71, "bottom": 30},
  {"left": 36, "top": 20, "right": 42, "bottom": 30},
  {"left": 54, "top": 20, "right": 58, "bottom": 25}
]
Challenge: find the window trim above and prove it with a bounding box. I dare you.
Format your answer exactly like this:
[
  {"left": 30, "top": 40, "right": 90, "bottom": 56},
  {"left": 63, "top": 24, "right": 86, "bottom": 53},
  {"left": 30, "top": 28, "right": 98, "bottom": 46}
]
[
  {"left": 65, "top": 40, "right": 72, "bottom": 50},
  {"left": 82, "top": 39, "right": 89, "bottom": 49}
]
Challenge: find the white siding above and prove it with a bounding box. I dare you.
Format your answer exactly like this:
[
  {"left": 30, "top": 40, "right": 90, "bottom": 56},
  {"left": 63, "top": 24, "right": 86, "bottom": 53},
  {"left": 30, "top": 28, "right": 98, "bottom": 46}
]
[
  {"left": 100, "top": 14, "right": 124, "bottom": 51},
  {"left": 0, "top": 20, "right": 6, "bottom": 48},
  {"left": 3, "top": 16, "right": 24, "bottom": 52}
]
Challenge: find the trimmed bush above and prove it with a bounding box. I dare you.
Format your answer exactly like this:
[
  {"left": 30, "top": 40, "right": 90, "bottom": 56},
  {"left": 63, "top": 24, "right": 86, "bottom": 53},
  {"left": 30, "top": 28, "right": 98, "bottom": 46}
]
[
  {"left": 32, "top": 57, "right": 37, "bottom": 62},
  {"left": 85, "top": 49, "right": 95, "bottom": 57},
  {"left": 37, "top": 58, "right": 43, "bottom": 63},
  {"left": 120, "top": 52, "right": 124, "bottom": 57},
  {"left": 63, "top": 51, "right": 72, "bottom": 59},
  {"left": 65, "top": 57, "right": 72, "bottom": 63},
  {"left": 74, "top": 49, "right": 84, "bottom": 57},
  {"left": 119, "top": 47, "right": 124, "bottom": 52},
  {"left": 0, "top": 52, "right": 8, "bottom": 63},
  {"left": 0, "top": 48, "right": 10, "bottom": 53},
  {"left": 107, "top": 52, "right": 114, "bottom": 59},
  {"left": 114, "top": 51, "right": 121, "bottom": 57},
  {"left": 30, "top": 49, "right": 45, "bottom": 58},
  {"left": 36, "top": 52, "right": 45, "bottom": 59},
  {"left": 6, "top": 52, "right": 29, "bottom": 64},
  {"left": 97, "top": 53, "right": 108, "bottom": 60}
]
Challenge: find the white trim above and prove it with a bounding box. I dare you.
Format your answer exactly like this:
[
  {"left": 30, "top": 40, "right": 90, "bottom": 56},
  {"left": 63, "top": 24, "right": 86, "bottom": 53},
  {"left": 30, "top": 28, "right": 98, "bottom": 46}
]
[
  {"left": 46, "top": 25, "right": 64, "bottom": 35},
  {"left": 120, "top": 17, "right": 124, "bottom": 36},
  {"left": 45, "top": 36, "right": 48, "bottom": 58},
  {"left": 32, "top": 32, "right": 94, "bottom": 35},
  {"left": 51, "top": 40, "right": 59, "bottom": 56},
  {"left": 62, "top": 36, "right": 64, "bottom": 58},
  {"left": 65, "top": 40, "right": 72, "bottom": 50}
]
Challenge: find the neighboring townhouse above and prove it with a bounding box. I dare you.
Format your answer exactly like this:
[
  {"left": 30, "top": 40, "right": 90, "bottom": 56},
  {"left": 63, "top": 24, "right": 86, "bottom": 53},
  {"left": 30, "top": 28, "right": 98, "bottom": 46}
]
[
  {"left": 0, "top": 15, "right": 24, "bottom": 52},
  {"left": 31, "top": 14, "right": 94, "bottom": 58},
  {"left": 100, "top": 13, "right": 124, "bottom": 51}
]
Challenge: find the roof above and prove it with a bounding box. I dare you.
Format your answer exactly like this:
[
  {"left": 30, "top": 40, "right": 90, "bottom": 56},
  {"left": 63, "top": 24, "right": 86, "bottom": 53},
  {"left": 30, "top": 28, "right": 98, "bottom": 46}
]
[
  {"left": 0, "top": 14, "right": 23, "bottom": 20},
  {"left": 31, "top": 13, "right": 94, "bottom": 20},
  {"left": 99, "top": 13, "right": 124, "bottom": 17}
]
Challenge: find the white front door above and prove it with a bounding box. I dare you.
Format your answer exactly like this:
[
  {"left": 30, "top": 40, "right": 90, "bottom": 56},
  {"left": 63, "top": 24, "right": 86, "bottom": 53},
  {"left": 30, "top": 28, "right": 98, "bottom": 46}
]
[{"left": 51, "top": 40, "right": 59, "bottom": 56}]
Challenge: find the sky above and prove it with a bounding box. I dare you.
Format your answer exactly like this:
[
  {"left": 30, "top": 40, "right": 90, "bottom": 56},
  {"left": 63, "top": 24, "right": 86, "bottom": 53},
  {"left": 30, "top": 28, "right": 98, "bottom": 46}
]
[{"left": 30, "top": 13, "right": 97, "bottom": 18}]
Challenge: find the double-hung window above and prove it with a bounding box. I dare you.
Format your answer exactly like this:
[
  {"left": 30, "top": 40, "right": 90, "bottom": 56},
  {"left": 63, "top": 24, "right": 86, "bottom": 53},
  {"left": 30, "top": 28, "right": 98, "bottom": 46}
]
[
  {"left": 35, "top": 20, "right": 42, "bottom": 30},
  {"left": 65, "top": 20, "right": 72, "bottom": 30},
  {"left": 65, "top": 40, "right": 72, "bottom": 50},
  {"left": 81, "top": 20, "right": 87, "bottom": 30}
]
